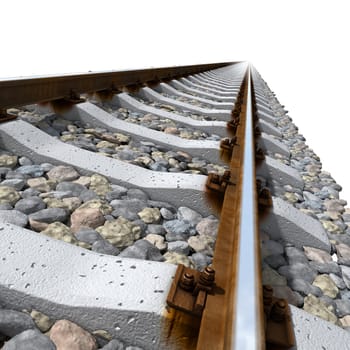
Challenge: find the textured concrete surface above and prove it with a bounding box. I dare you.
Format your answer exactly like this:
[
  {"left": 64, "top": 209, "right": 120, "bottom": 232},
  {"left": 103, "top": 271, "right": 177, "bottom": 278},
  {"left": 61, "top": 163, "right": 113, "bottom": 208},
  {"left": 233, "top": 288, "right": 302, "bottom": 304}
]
[
  {"left": 260, "top": 197, "right": 331, "bottom": 252},
  {"left": 138, "top": 87, "right": 232, "bottom": 120},
  {"left": 290, "top": 305, "right": 350, "bottom": 350},
  {"left": 0, "top": 222, "right": 176, "bottom": 349},
  {"left": 169, "top": 80, "right": 235, "bottom": 101},
  {"left": 155, "top": 82, "right": 234, "bottom": 110},
  {"left": 114, "top": 93, "right": 228, "bottom": 137},
  {"left": 0, "top": 119, "right": 216, "bottom": 216},
  {"left": 256, "top": 109, "right": 277, "bottom": 124},
  {"left": 258, "top": 132, "right": 290, "bottom": 158},
  {"left": 180, "top": 77, "right": 237, "bottom": 96},
  {"left": 258, "top": 119, "right": 282, "bottom": 138},
  {"left": 257, "top": 155, "right": 303, "bottom": 189}
]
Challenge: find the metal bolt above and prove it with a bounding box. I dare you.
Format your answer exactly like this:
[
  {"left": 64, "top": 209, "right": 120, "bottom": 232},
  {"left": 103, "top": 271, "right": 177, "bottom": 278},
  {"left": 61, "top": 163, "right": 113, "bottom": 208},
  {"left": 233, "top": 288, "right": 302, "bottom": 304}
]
[
  {"left": 199, "top": 266, "right": 215, "bottom": 286},
  {"left": 179, "top": 272, "right": 195, "bottom": 291},
  {"left": 271, "top": 300, "right": 287, "bottom": 322}
]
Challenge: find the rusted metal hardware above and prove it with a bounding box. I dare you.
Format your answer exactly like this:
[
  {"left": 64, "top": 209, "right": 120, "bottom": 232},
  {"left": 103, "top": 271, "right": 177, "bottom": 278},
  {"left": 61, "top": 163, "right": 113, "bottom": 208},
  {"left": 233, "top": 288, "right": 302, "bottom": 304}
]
[
  {"left": 205, "top": 170, "right": 233, "bottom": 193},
  {"left": 64, "top": 89, "right": 86, "bottom": 104},
  {"left": 220, "top": 137, "right": 237, "bottom": 153},
  {"left": 263, "top": 285, "right": 295, "bottom": 349},
  {"left": 166, "top": 264, "right": 216, "bottom": 317},
  {"left": 0, "top": 62, "right": 235, "bottom": 110},
  {"left": 227, "top": 119, "right": 240, "bottom": 133},
  {"left": 255, "top": 144, "right": 265, "bottom": 161},
  {"left": 0, "top": 109, "right": 18, "bottom": 123},
  {"left": 256, "top": 179, "right": 273, "bottom": 208},
  {"left": 254, "top": 125, "right": 261, "bottom": 137}
]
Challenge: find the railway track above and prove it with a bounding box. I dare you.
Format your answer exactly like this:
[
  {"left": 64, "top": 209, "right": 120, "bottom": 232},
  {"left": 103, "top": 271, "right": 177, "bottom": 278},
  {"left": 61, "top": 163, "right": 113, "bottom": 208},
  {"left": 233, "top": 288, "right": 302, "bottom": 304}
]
[{"left": 1, "top": 62, "right": 350, "bottom": 349}]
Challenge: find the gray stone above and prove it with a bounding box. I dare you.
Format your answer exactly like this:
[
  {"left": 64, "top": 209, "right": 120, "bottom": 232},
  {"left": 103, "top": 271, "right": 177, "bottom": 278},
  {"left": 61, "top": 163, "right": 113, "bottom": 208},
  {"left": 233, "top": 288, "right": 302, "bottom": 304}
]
[
  {"left": 168, "top": 241, "right": 190, "bottom": 255},
  {"left": 16, "top": 165, "right": 44, "bottom": 177},
  {"left": 195, "top": 217, "right": 219, "bottom": 237},
  {"left": 160, "top": 207, "right": 174, "bottom": 220},
  {"left": 177, "top": 206, "right": 202, "bottom": 225},
  {"left": 20, "top": 188, "right": 41, "bottom": 198},
  {"left": 92, "top": 239, "right": 120, "bottom": 255},
  {"left": 272, "top": 285, "right": 304, "bottom": 307},
  {"left": 126, "top": 188, "right": 149, "bottom": 201},
  {"left": 324, "top": 199, "right": 345, "bottom": 213},
  {"left": 261, "top": 239, "right": 284, "bottom": 258},
  {"left": 309, "top": 261, "right": 341, "bottom": 275},
  {"left": 0, "top": 203, "right": 12, "bottom": 210},
  {"left": 146, "top": 224, "right": 166, "bottom": 236},
  {"left": 14, "top": 197, "right": 46, "bottom": 214},
  {"left": 341, "top": 265, "right": 350, "bottom": 289},
  {"left": 329, "top": 273, "right": 347, "bottom": 289},
  {"left": 334, "top": 299, "right": 350, "bottom": 318},
  {"left": 100, "top": 339, "right": 125, "bottom": 350},
  {"left": 18, "top": 156, "right": 33, "bottom": 166},
  {"left": 2, "top": 329, "right": 56, "bottom": 350},
  {"left": 74, "top": 228, "right": 103, "bottom": 244},
  {"left": 285, "top": 246, "right": 309, "bottom": 265},
  {"left": 105, "top": 187, "right": 128, "bottom": 201},
  {"left": 0, "top": 209, "right": 28, "bottom": 227},
  {"left": 47, "top": 165, "right": 80, "bottom": 182},
  {"left": 0, "top": 179, "right": 26, "bottom": 191},
  {"left": 80, "top": 189, "right": 99, "bottom": 202},
  {"left": 118, "top": 239, "right": 164, "bottom": 262},
  {"left": 264, "top": 254, "right": 287, "bottom": 269},
  {"left": 29, "top": 207, "right": 67, "bottom": 224},
  {"left": 164, "top": 220, "right": 192, "bottom": 241},
  {"left": 190, "top": 252, "right": 211, "bottom": 271},
  {"left": 0, "top": 309, "right": 37, "bottom": 337},
  {"left": 278, "top": 263, "right": 317, "bottom": 283},
  {"left": 289, "top": 278, "right": 322, "bottom": 297},
  {"left": 262, "top": 265, "right": 287, "bottom": 286},
  {"left": 56, "top": 182, "right": 87, "bottom": 197}
]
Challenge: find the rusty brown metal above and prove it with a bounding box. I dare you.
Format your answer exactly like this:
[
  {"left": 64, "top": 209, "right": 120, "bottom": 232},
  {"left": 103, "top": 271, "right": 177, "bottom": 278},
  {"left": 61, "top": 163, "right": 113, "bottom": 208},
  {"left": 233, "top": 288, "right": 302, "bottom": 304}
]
[
  {"left": 0, "top": 62, "right": 235, "bottom": 110},
  {"left": 220, "top": 137, "right": 237, "bottom": 153},
  {"left": 205, "top": 170, "right": 233, "bottom": 194},
  {"left": 263, "top": 285, "right": 295, "bottom": 349}
]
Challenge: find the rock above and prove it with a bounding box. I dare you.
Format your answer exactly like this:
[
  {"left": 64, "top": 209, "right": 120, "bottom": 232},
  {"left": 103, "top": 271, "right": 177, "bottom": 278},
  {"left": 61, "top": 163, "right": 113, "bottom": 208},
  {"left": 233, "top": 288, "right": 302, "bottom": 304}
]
[
  {"left": 303, "top": 294, "right": 338, "bottom": 324},
  {"left": 0, "top": 309, "right": 37, "bottom": 337},
  {"left": 49, "top": 319, "right": 97, "bottom": 350},
  {"left": 164, "top": 220, "right": 192, "bottom": 241},
  {"left": 0, "top": 154, "right": 17, "bottom": 168},
  {"left": 56, "top": 181, "right": 87, "bottom": 197},
  {"left": 163, "top": 252, "right": 193, "bottom": 267},
  {"left": 74, "top": 229, "right": 103, "bottom": 244},
  {"left": 262, "top": 266, "right": 287, "bottom": 286},
  {"left": 41, "top": 222, "right": 77, "bottom": 244},
  {"left": 18, "top": 156, "right": 33, "bottom": 166},
  {"left": 168, "top": 241, "right": 190, "bottom": 255},
  {"left": 264, "top": 254, "right": 287, "bottom": 269},
  {"left": 0, "top": 209, "right": 27, "bottom": 227},
  {"left": 160, "top": 208, "right": 174, "bottom": 220},
  {"left": 80, "top": 189, "right": 99, "bottom": 202},
  {"left": 1, "top": 178, "right": 26, "bottom": 190},
  {"left": 312, "top": 274, "right": 339, "bottom": 298},
  {"left": 284, "top": 247, "right": 309, "bottom": 265},
  {"left": 309, "top": 261, "right": 341, "bottom": 275},
  {"left": 96, "top": 217, "right": 141, "bottom": 247},
  {"left": 0, "top": 186, "right": 20, "bottom": 205},
  {"left": 137, "top": 207, "right": 161, "bottom": 224},
  {"left": 110, "top": 199, "right": 147, "bottom": 221},
  {"left": 47, "top": 165, "right": 80, "bottom": 182},
  {"left": 92, "top": 240, "right": 120, "bottom": 255},
  {"left": 321, "top": 220, "right": 344, "bottom": 234},
  {"left": 336, "top": 243, "right": 350, "bottom": 265},
  {"left": 261, "top": 240, "right": 284, "bottom": 258},
  {"left": 144, "top": 234, "right": 167, "bottom": 251},
  {"left": 118, "top": 240, "right": 164, "bottom": 261},
  {"left": 177, "top": 207, "right": 202, "bottom": 225},
  {"left": 329, "top": 273, "right": 347, "bottom": 289},
  {"left": 62, "top": 197, "right": 82, "bottom": 212},
  {"left": 303, "top": 246, "right": 332, "bottom": 263},
  {"left": 90, "top": 174, "right": 111, "bottom": 197},
  {"left": 100, "top": 339, "right": 125, "bottom": 350},
  {"left": 70, "top": 208, "right": 105, "bottom": 233},
  {"left": 187, "top": 235, "right": 215, "bottom": 255},
  {"left": 339, "top": 315, "right": 350, "bottom": 328},
  {"left": 73, "top": 176, "right": 91, "bottom": 187},
  {"left": 2, "top": 329, "right": 56, "bottom": 350},
  {"left": 289, "top": 278, "right": 322, "bottom": 297},
  {"left": 324, "top": 199, "right": 345, "bottom": 213},
  {"left": 334, "top": 299, "right": 350, "bottom": 318},
  {"left": 195, "top": 217, "right": 219, "bottom": 237},
  {"left": 30, "top": 310, "right": 54, "bottom": 333},
  {"left": 340, "top": 265, "right": 350, "bottom": 289},
  {"left": 15, "top": 197, "right": 46, "bottom": 214},
  {"left": 126, "top": 188, "right": 149, "bottom": 201},
  {"left": 190, "top": 252, "right": 212, "bottom": 271},
  {"left": 29, "top": 208, "right": 68, "bottom": 225},
  {"left": 78, "top": 199, "right": 113, "bottom": 216},
  {"left": 16, "top": 165, "right": 44, "bottom": 177},
  {"left": 278, "top": 263, "right": 317, "bottom": 283},
  {"left": 272, "top": 285, "right": 304, "bottom": 307},
  {"left": 21, "top": 187, "right": 41, "bottom": 198},
  {"left": 146, "top": 224, "right": 166, "bottom": 236},
  {"left": 105, "top": 187, "right": 128, "bottom": 201},
  {"left": 27, "top": 177, "right": 55, "bottom": 192}
]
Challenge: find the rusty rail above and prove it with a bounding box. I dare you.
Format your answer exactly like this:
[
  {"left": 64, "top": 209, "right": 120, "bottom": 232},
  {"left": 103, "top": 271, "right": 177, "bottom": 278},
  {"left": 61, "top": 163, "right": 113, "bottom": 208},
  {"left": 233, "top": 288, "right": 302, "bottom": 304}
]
[{"left": 0, "top": 62, "right": 236, "bottom": 110}]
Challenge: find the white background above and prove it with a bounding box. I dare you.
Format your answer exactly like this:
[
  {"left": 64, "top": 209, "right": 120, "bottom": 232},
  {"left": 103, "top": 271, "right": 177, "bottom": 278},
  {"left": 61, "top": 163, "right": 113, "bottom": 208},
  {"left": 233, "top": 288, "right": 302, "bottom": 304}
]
[{"left": 1, "top": 0, "right": 349, "bottom": 203}]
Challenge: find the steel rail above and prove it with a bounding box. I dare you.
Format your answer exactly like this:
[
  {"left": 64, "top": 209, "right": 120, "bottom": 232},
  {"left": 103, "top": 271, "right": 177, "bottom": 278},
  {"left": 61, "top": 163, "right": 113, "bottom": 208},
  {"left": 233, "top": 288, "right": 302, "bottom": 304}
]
[
  {"left": 196, "top": 66, "right": 263, "bottom": 349},
  {"left": 0, "top": 62, "right": 236, "bottom": 110}
]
